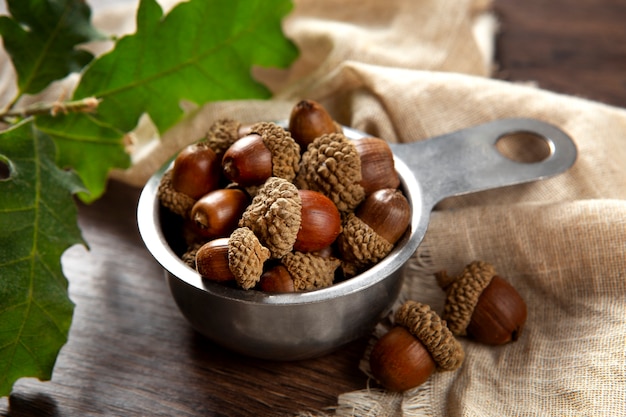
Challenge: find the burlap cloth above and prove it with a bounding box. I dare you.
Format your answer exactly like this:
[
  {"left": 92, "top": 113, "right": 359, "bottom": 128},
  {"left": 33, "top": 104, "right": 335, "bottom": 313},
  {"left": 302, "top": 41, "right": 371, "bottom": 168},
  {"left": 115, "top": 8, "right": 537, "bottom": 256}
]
[{"left": 3, "top": 0, "right": 624, "bottom": 415}]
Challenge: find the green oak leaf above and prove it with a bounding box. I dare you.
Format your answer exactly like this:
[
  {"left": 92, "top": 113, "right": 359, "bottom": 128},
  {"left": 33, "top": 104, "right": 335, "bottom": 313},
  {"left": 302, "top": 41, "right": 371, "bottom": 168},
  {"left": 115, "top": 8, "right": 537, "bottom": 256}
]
[
  {"left": 0, "top": 119, "right": 85, "bottom": 398},
  {"left": 39, "top": 0, "right": 298, "bottom": 202},
  {"left": 74, "top": 0, "right": 299, "bottom": 132},
  {"left": 0, "top": 0, "right": 106, "bottom": 96},
  {"left": 35, "top": 111, "right": 129, "bottom": 202}
]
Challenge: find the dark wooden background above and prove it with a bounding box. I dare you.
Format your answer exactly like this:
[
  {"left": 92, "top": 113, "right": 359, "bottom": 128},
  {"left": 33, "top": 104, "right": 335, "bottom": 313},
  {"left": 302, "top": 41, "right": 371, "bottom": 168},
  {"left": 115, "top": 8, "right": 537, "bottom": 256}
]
[{"left": 2, "top": 0, "right": 625, "bottom": 415}]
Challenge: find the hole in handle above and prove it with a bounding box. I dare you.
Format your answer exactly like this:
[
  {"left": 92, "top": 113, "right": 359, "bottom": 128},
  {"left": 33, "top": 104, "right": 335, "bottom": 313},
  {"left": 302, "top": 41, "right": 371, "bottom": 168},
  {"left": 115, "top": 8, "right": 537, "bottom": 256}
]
[{"left": 495, "top": 131, "right": 553, "bottom": 163}]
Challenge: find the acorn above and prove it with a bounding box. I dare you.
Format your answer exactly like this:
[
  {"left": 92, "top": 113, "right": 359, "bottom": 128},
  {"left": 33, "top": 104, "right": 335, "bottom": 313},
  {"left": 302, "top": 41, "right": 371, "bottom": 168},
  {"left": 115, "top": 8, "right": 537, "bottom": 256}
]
[
  {"left": 171, "top": 143, "right": 222, "bottom": 200},
  {"left": 239, "top": 178, "right": 342, "bottom": 258},
  {"left": 195, "top": 227, "right": 271, "bottom": 290},
  {"left": 203, "top": 118, "right": 251, "bottom": 157},
  {"left": 221, "top": 133, "right": 272, "bottom": 186},
  {"left": 355, "top": 188, "right": 410, "bottom": 245},
  {"left": 288, "top": 99, "right": 342, "bottom": 149},
  {"left": 258, "top": 265, "right": 295, "bottom": 293},
  {"left": 238, "top": 177, "right": 302, "bottom": 259},
  {"left": 337, "top": 188, "right": 411, "bottom": 274},
  {"left": 181, "top": 242, "right": 203, "bottom": 269},
  {"left": 189, "top": 188, "right": 250, "bottom": 240},
  {"left": 294, "top": 189, "right": 341, "bottom": 253},
  {"left": 369, "top": 301, "right": 464, "bottom": 392},
  {"left": 222, "top": 122, "right": 300, "bottom": 187},
  {"left": 157, "top": 142, "right": 223, "bottom": 218},
  {"left": 258, "top": 252, "right": 341, "bottom": 293},
  {"left": 195, "top": 238, "right": 235, "bottom": 283},
  {"left": 353, "top": 137, "right": 400, "bottom": 195},
  {"left": 157, "top": 169, "right": 197, "bottom": 218},
  {"left": 435, "top": 261, "right": 528, "bottom": 345},
  {"left": 295, "top": 132, "right": 365, "bottom": 213}
]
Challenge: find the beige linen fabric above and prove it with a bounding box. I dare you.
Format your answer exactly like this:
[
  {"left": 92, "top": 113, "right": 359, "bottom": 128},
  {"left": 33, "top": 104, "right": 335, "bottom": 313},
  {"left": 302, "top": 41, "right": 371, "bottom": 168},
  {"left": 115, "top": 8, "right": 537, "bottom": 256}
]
[{"left": 2, "top": 0, "right": 625, "bottom": 416}]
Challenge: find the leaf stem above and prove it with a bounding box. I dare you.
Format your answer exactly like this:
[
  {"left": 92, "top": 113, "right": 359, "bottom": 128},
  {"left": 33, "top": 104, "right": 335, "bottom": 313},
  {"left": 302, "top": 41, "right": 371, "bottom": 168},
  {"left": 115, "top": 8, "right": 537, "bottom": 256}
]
[{"left": 0, "top": 97, "right": 101, "bottom": 122}]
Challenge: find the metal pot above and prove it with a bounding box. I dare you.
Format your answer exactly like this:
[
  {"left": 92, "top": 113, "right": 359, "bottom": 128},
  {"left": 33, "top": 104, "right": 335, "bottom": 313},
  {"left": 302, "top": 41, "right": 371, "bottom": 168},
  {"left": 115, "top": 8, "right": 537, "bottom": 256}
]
[{"left": 137, "top": 118, "right": 576, "bottom": 360}]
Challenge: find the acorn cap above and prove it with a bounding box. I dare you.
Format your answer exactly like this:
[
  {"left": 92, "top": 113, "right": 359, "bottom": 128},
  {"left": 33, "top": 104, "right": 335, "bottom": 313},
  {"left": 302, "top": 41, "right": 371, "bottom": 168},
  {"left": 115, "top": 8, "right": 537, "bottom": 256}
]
[
  {"left": 394, "top": 301, "right": 464, "bottom": 371},
  {"left": 157, "top": 169, "right": 196, "bottom": 218},
  {"left": 295, "top": 132, "right": 365, "bottom": 213},
  {"left": 435, "top": 260, "right": 496, "bottom": 336},
  {"left": 181, "top": 243, "right": 203, "bottom": 269},
  {"left": 249, "top": 121, "right": 301, "bottom": 183},
  {"left": 204, "top": 118, "right": 242, "bottom": 155},
  {"left": 281, "top": 251, "right": 340, "bottom": 291},
  {"left": 228, "top": 227, "right": 271, "bottom": 290},
  {"left": 339, "top": 212, "right": 394, "bottom": 271},
  {"left": 238, "top": 177, "right": 302, "bottom": 259}
]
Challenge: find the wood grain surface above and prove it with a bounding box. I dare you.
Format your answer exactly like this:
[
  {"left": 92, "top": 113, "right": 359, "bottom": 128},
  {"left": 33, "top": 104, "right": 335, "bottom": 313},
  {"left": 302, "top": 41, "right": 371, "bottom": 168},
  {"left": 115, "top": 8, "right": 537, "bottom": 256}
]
[
  {"left": 2, "top": 1, "right": 624, "bottom": 416},
  {"left": 493, "top": 0, "right": 626, "bottom": 108}
]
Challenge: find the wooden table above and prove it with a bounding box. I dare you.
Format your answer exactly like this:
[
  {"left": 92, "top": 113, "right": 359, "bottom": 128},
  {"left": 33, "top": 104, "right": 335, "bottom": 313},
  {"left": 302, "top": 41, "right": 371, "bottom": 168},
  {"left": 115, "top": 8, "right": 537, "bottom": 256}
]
[{"left": 2, "top": 1, "right": 624, "bottom": 415}]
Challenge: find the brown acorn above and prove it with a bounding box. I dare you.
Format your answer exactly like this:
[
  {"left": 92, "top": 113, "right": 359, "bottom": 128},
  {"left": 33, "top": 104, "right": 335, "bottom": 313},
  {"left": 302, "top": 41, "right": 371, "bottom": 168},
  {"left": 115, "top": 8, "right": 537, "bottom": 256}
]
[
  {"left": 259, "top": 265, "right": 296, "bottom": 293},
  {"left": 337, "top": 188, "right": 411, "bottom": 273},
  {"left": 222, "top": 122, "right": 301, "bottom": 187},
  {"left": 258, "top": 252, "right": 340, "bottom": 293},
  {"left": 239, "top": 178, "right": 341, "bottom": 258},
  {"left": 353, "top": 137, "right": 400, "bottom": 195},
  {"left": 196, "top": 227, "right": 270, "bottom": 290},
  {"left": 157, "top": 169, "right": 197, "bottom": 218},
  {"left": 189, "top": 188, "right": 250, "bottom": 240},
  {"left": 288, "top": 99, "right": 341, "bottom": 149},
  {"left": 222, "top": 133, "right": 273, "bottom": 186},
  {"left": 369, "top": 301, "right": 464, "bottom": 392},
  {"left": 355, "top": 188, "right": 410, "bottom": 245},
  {"left": 238, "top": 177, "right": 302, "bottom": 259},
  {"left": 435, "top": 261, "right": 528, "bottom": 345},
  {"left": 295, "top": 132, "right": 365, "bottom": 213},
  {"left": 171, "top": 143, "right": 222, "bottom": 200},
  {"left": 294, "top": 190, "right": 342, "bottom": 253},
  {"left": 195, "top": 238, "right": 235, "bottom": 283},
  {"left": 369, "top": 326, "right": 436, "bottom": 392},
  {"left": 202, "top": 118, "right": 253, "bottom": 157}
]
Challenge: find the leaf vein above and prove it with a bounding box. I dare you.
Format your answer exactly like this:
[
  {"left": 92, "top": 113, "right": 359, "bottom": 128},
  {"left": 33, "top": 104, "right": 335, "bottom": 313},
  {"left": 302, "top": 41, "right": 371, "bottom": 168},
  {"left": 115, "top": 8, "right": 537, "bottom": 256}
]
[
  {"left": 0, "top": 255, "right": 32, "bottom": 268},
  {"left": 93, "top": 22, "right": 261, "bottom": 99},
  {"left": 20, "top": 4, "right": 72, "bottom": 95},
  {"left": 0, "top": 206, "right": 35, "bottom": 214}
]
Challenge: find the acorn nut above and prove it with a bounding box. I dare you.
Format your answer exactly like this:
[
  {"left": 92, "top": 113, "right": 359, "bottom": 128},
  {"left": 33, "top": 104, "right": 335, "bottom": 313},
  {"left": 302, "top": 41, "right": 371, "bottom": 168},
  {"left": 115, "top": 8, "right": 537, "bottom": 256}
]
[
  {"left": 222, "top": 122, "right": 300, "bottom": 187},
  {"left": 259, "top": 265, "right": 295, "bottom": 293},
  {"left": 196, "top": 227, "right": 271, "bottom": 290},
  {"left": 190, "top": 188, "right": 250, "bottom": 240},
  {"left": 337, "top": 188, "right": 411, "bottom": 273},
  {"left": 288, "top": 99, "right": 342, "bottom": 149},
  {"left": 157, "top": 169, "right": 196, "bottom": 218},
  {"left": 435, "top": 260, "right": 528, "bottom": 345},
  {"left": 239, "top": 177, "right": 302, "bottom": 259},
  {"left": 355, "top": 188, "right": 410, "bottom": 245},
  {"left": 202, "top": 118, "right": 250, "bottom": 157},
  {"left": 171, "top": 143, "right": 222, "bottom": 200},
  {"left": 294, "top": 189, "right": 341, "bottom": 253},
  {"left": 195, "top": 238, "right": 235, "bottom": 283},
  {"left": 295, "top": 132, "right": 365, "bottom": 213},
  {"left": 239, "top": 177, "right": 342, "bottom": 258},
  {"left": 157, "top": 142, "right": 222, "bottom": 218},
  {"left": 369, "top": 301, "right": 464, "bottom": 392},
  {"left": 259, "top": 251, "right": 341, "bottom": 293},
  {"left": 353, "top": 137, "right": 400, "bottom": 195},
  {"left": 222, "top": 133, "right": 272, "bottom": 186}
]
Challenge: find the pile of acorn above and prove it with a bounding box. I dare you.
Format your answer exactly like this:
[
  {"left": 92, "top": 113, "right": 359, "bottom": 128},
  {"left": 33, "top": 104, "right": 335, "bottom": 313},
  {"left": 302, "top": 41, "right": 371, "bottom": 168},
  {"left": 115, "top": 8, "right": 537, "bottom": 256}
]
[
  {"left": 157, "top": 100, "right": 528, "bottom": 394},
  {"left": 157, "top": 99, "right": 410, "bottom": 292}
]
